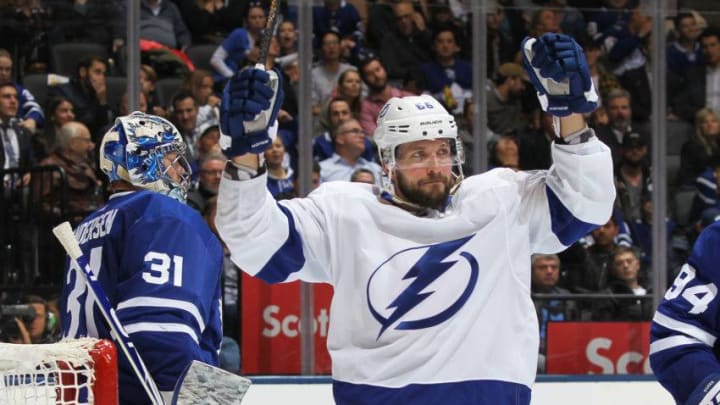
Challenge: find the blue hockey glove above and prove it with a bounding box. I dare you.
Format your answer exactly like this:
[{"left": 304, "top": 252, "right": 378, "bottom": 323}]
[
  {"left": 220, "top": 67, "right": 284, "bottom": 157},
  {"left": 521, "top": 33, "right": 598, "bottom": 116},
  {"left": 687, "top": 374, "right": 720, "bottom": 405}
]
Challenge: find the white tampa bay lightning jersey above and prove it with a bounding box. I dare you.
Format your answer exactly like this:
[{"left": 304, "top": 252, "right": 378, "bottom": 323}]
[
  {"left": 217, "top": 137, "right": 614, "bottom": 404},
  {"left": 650, "top": 222, "right": 720, "bottom": 404},
  {"left": 61, "top": 190, "right": 224, "bottom": 404}
]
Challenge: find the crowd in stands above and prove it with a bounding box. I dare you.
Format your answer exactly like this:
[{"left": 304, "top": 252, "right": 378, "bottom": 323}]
[{"left": 3, "top": 0, "right": 720, "bottom": 369}]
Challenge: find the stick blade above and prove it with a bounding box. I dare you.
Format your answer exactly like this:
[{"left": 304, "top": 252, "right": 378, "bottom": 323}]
[
  {"left": 171, "top": 361, "right": 251, "bottom": 405},
  {"left": 52, "top": 221, "right": 82, "bottom": 260}
]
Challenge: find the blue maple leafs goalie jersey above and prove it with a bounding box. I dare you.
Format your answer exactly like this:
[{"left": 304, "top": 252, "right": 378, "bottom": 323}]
[
  {"left": 61, "top": 190, "right": 224, "bottom": 403},
  {"left": 651, "top": 222, "right": 720, "bottom": 405},
  {"left": 216, "top": 138, "right": 614, "bottom": 404}
]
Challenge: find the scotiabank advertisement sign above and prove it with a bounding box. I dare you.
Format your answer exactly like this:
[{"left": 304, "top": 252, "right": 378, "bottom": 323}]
[
  {"left": 241, "top": 273, "right": 334, "bottom": 374},
  {"left": 546, "top": 322, "right": 651, "bottom": 374}
]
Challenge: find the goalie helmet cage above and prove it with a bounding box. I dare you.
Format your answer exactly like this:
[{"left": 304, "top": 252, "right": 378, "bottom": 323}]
[{"left": 0, "top": 338, "right": 118, "bottom": 405}]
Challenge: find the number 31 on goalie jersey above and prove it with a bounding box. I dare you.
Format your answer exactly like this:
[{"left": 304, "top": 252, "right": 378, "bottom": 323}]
[
  {"left": 142, "top": 251, "right": 184, "bottom": 287},
  {"left": 665, "top": 264, "right": 718, "bottom": 315},
  {"left": 65, "top": 247, "right": 185, "bottom": 338}
]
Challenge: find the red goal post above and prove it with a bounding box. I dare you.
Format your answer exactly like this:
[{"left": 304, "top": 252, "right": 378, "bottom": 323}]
[{"left": 0, "top": 338, "right": 118, "bottom": 404}]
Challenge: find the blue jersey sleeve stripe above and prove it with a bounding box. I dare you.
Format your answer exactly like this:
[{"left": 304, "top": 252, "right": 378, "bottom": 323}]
[
  {"left": 117, "top": 296, "right": 206, "bottom": 332},
  {"left": 650, "top": 335, "right": 707, "bottom": 355},
  {"left": 545, "top": 186, "right": 598, "bottom": 246},
  {"left": 653, "top": 311, "right": 717, "bottom": 346},
  {"left": 125, "top": 322, "right": 199, "bottom": 344},
  {"left": 254, "top": 204, "right": 306, "bottom": 283}
]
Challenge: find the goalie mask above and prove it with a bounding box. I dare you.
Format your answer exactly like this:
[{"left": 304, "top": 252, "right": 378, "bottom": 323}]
[
  {"left": 100, "top": 111, "right": 191, "bottom": 202},
  {"left": 374, "top": 95, "right": 464, "bottom": 203}
]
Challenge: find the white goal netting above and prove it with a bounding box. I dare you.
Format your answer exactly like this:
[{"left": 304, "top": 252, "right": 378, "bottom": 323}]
[{"left": 0, "top": 338, "right": 117, "bottom": 405}]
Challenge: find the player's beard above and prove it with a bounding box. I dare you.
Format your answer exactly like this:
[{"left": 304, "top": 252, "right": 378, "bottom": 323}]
[{"left": 394, "top": 169, "right": 454, "bottom": 210}]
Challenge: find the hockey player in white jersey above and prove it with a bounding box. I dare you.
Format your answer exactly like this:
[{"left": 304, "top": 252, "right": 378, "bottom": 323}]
[{"left": 216, "top": 33, "right": 614, "bottom": 404}]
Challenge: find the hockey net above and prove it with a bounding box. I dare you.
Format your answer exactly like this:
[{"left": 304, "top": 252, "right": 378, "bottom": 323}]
[{"left": 0, "top": 338, "right": 118, "bottom": 405}]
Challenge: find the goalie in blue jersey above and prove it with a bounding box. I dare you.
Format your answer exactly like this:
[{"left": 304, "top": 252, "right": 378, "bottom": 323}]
[
  {"left": 216, "top": 33, "right": 615, "bottom": 404},
  {"left": 60, "top": 112, "right": 224, "bottom": 404}
]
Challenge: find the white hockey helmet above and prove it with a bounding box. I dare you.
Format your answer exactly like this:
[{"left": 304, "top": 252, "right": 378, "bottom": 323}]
[
  {"left": 99, "top": 112, "right": 191, "bottom": 202},
  {"left": 374, "top": 95, "right": 464, "bottom": 191}
]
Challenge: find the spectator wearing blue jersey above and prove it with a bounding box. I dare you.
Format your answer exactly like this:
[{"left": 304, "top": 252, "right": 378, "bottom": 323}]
[
  {"left": 689, "top": 158, "right": 720, "bottom": 224},
  {"left": 0, "top": 49, "right": 44, "bottom": 134},
  {"left": 419, "top": 28, "right": 472, "bottom": 115},
  {"left": 264, "top": 136, "right": 295, "bottom": 200},
  {"left": 314, "top": 97, "right": 374, "bottom": 163},
  {"left": 313, "top": 0, "right": 363, "bottom": 47},
  {"left": 314, "top": 97, "right": 351, "bottom": 161},
  {"left": 210, "top": 4, "right": 266, "bottom": 82},
  {"left": 587, "top": 0, "right": 652, "bottom": 122},
  {"left": 667, "top": 12, "right": 703, "bottom": 84},
  {"left": 311, "top": 0, "right": 365, "bottom": 64},
  {"left": 61, "top": 112, "right": 223, "bottom": 404}
]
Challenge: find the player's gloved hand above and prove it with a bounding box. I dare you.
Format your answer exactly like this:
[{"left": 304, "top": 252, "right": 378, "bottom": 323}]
[
  {"left": 521, "top": 33, "right": 598, "bottom": 116},
  {"left": 687, "top": 374, "right": 720, "bottom": 405},
  {"left": 220, "top": 67, "right": 284, "bottom": 157}
]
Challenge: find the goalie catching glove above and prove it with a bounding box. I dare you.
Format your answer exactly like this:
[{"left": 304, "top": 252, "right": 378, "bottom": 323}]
[
  {"left": 220, "top": 67, "right": 284, "bottom": 157},
  {"left": 521, "top": 33, "right": 598, "bottom": 116}
]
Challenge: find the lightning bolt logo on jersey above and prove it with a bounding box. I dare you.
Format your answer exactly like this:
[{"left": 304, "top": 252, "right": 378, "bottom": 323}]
[{"left": 367, "top": 235, "right": 478, "bottom": 339}]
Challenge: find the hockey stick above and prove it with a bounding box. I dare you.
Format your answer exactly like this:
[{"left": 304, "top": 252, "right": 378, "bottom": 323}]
[
  {"left": 53, "top": 221, "right": 165, "bottom": 405},
  {"left": 244, "top": 0, "right": 282, "bottom": 135},
  {"left": 256, "top": 0, "right": 280, "bottom": 70}
]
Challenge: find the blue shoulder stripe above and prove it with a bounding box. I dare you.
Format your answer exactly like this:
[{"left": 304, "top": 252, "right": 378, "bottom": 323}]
[
  {"left": 255, "top": 204, "right": 306, "bottom": 283},
  {"left": 546, "top": 186, "right": 599, "bottom": 246}
]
